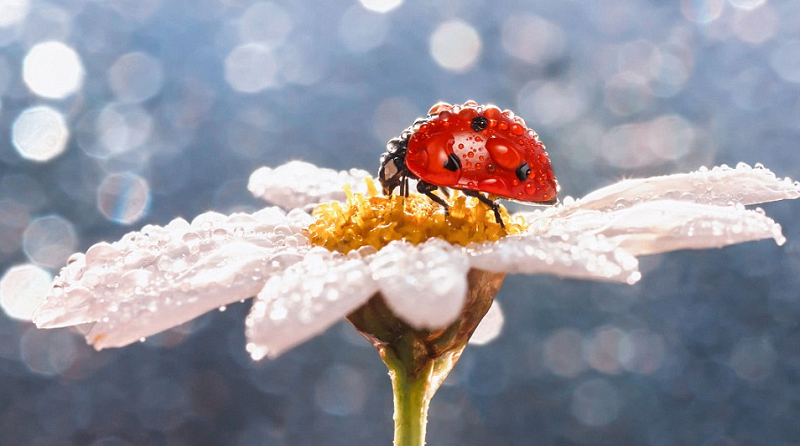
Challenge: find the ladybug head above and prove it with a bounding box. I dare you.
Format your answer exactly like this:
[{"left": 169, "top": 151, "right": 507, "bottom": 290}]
[{"left": 406, "top": 100, "right": 559, "bottom": 204}]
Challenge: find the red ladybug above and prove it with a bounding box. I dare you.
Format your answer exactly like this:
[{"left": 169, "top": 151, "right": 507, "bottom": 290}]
[{"left": 378, "top": 100, "right": 559, "bottom": 227}]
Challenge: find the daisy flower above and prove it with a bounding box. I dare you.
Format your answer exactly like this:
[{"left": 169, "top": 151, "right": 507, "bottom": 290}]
[{"left": 32, "top": 159, "right": 798, "bottom": 445}]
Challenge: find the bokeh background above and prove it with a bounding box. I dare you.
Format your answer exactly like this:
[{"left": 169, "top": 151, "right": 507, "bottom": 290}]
[{"left": 1, "top": 0, "right": 799, "bottom": 444}]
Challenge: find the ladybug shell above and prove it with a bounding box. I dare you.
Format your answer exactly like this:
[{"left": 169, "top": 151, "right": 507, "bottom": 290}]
[{"left": 405, "top": 102, "right": 559, "bottom": 203}]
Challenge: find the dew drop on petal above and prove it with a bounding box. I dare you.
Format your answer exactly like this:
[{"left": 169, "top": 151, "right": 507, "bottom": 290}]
[{"left": 84, "top": 241, "right": 119, "bottom": 266}]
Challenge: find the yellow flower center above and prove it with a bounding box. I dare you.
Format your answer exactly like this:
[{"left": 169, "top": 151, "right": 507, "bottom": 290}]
[{"left": 307, "top": 178, "right": 526, "bottom": 254}]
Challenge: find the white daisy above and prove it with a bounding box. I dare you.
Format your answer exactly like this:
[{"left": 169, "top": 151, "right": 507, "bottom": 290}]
[{"left": 33, "top": 161, "right": 799, "bottom": 361}]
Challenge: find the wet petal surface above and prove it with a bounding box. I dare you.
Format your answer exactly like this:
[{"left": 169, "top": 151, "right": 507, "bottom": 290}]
[
  {"left": 468, "top": 235, "right": 641, "bottom": 284},
  {"left": 369, "top": 239, "right": 471, "bottom": 330},
  {"left": 552, "top": 164, "right": 800, "bottom": 217},
  {"left": 245, "top": 248, "right": 377, "bottom": 359},
  {"left": 549, "top": 200, "right": 786, "bottom": 256},
  {"left": 249, "top": 161, "right": 373, "bottom": 209},
  {"left": 33, "top": 207, "right": 310, "bottom": 349}
]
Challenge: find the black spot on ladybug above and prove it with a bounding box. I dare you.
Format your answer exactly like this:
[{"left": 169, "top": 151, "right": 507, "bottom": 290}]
[
  {"left": 444, "top": 153, "right": 462, "bottom": 171},
  {"left": 515, "top": 162, "right": 531, "bottom": 181},
  {"left": 470, "top": 116, "right": 489, "bottom": 132}
]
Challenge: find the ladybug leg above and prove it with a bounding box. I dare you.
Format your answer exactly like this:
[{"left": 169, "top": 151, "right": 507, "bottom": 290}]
[
  {"left": 417, "top": 181, "right": 450, "bottom": 215},
  {"left": 463, "top": 190, "right": 505, "bottom": 229}
]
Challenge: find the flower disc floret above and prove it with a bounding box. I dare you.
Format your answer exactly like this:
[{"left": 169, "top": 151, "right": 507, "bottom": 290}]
[{"left": 306, "top": 179, "right": 526, "bottom": 254}]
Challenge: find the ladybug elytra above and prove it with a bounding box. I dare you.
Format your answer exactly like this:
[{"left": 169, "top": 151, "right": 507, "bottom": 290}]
[{"left": 378, "top": 100, "right": 559, "bottom": 227}]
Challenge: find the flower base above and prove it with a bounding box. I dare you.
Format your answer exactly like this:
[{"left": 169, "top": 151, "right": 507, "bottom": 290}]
[{"left": 347, "top": 269, "right": 505, "bottom": 446}]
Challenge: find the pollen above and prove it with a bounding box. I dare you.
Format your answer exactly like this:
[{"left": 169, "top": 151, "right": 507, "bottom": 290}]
[{"left": 307, "top": 178, "right": 527, "bottom": 254}]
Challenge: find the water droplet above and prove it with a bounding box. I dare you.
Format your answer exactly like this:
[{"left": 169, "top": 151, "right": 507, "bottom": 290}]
[
  {"left": 268, "top": 251, "right": 303, "bottom": 269},
  {"left": 85, "top": 242, "right": 120, "bottom": 265},
  {"left": 156, "top": 256, "right": 174, "bottom": 272},
  {"left": 81, "top": 271, "right": 100, "bottom": 287},
  {"left": 273, "top": 225, "right": 293, "bottom": 237}
]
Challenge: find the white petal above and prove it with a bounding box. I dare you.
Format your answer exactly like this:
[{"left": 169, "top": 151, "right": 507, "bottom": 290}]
[
  {"left": 549, "top": 200, "right": 786, "bottom": 256},
  {"left": 33, "top": 207, "right": 311, "bottom": 349},
  {"left": 369, "top": 239, "right": 470, "bottom": 331},
  {"left": 245, "top": 249, "right": 377, "bottom": 360},
  {"left": 469, "top": 235, "right": 641, "bottom": 284},
  {"left": 553, "top": 164, "right": 800, "bottom": 217},
  {"left": 248, "top": 161, "right": 373, "bottom": 209}
]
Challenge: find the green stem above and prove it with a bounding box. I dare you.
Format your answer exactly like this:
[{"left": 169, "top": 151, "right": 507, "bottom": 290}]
[
  {"left": 346, "top": 270, "right": 507, "bottom": 446},
  {"left": 387, "top": 354, "right": 435, "bottom": 446}
]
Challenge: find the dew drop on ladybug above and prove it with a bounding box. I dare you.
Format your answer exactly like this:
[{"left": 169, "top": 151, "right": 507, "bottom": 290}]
[{"left": 378, "top": 100, "right": 559, "bottom": 226}]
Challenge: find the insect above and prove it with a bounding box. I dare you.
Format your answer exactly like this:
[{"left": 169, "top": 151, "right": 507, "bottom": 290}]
[{"left": 378, "top": 100, "right": 559, "bottom": 227}]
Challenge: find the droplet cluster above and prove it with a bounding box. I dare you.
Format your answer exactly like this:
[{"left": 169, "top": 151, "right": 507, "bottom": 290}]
[
  {"left": 245, "top": 238, "right": 481, "bottom": 360},
  {"left": 519, "top": 163, "right": 798, "bottom": 257},
  {"left": 404, "top": 100, "right": 558, "bottom": 202},
  {"left": 34, "top": 207, "right": 312, "bottom": 349},
  {"left": 571, "top": 163, "right": 800, "bottom": 212},
  {"left": 245, "top": 248, "right": 376, "bottom": 360},
  {"left": 469, "top": 233, "right": 641, "bottom": 285},
  {"left": 248, "top": 161, "right": 373, "bottom": 210}
]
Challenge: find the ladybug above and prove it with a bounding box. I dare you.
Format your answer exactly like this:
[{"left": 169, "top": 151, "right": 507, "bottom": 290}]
[{"left": 378, "top": 100, "right": 559, "bottom": 227}]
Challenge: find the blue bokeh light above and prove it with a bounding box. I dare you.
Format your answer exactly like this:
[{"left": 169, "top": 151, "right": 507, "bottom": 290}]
[{"left": 1, "top": 1, "right": 799, "bottom": 444}]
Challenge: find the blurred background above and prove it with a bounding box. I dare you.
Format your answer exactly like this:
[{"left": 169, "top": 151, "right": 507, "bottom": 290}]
[{"left": 1, "top": 0, "right": 799, "bottom": 444}]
